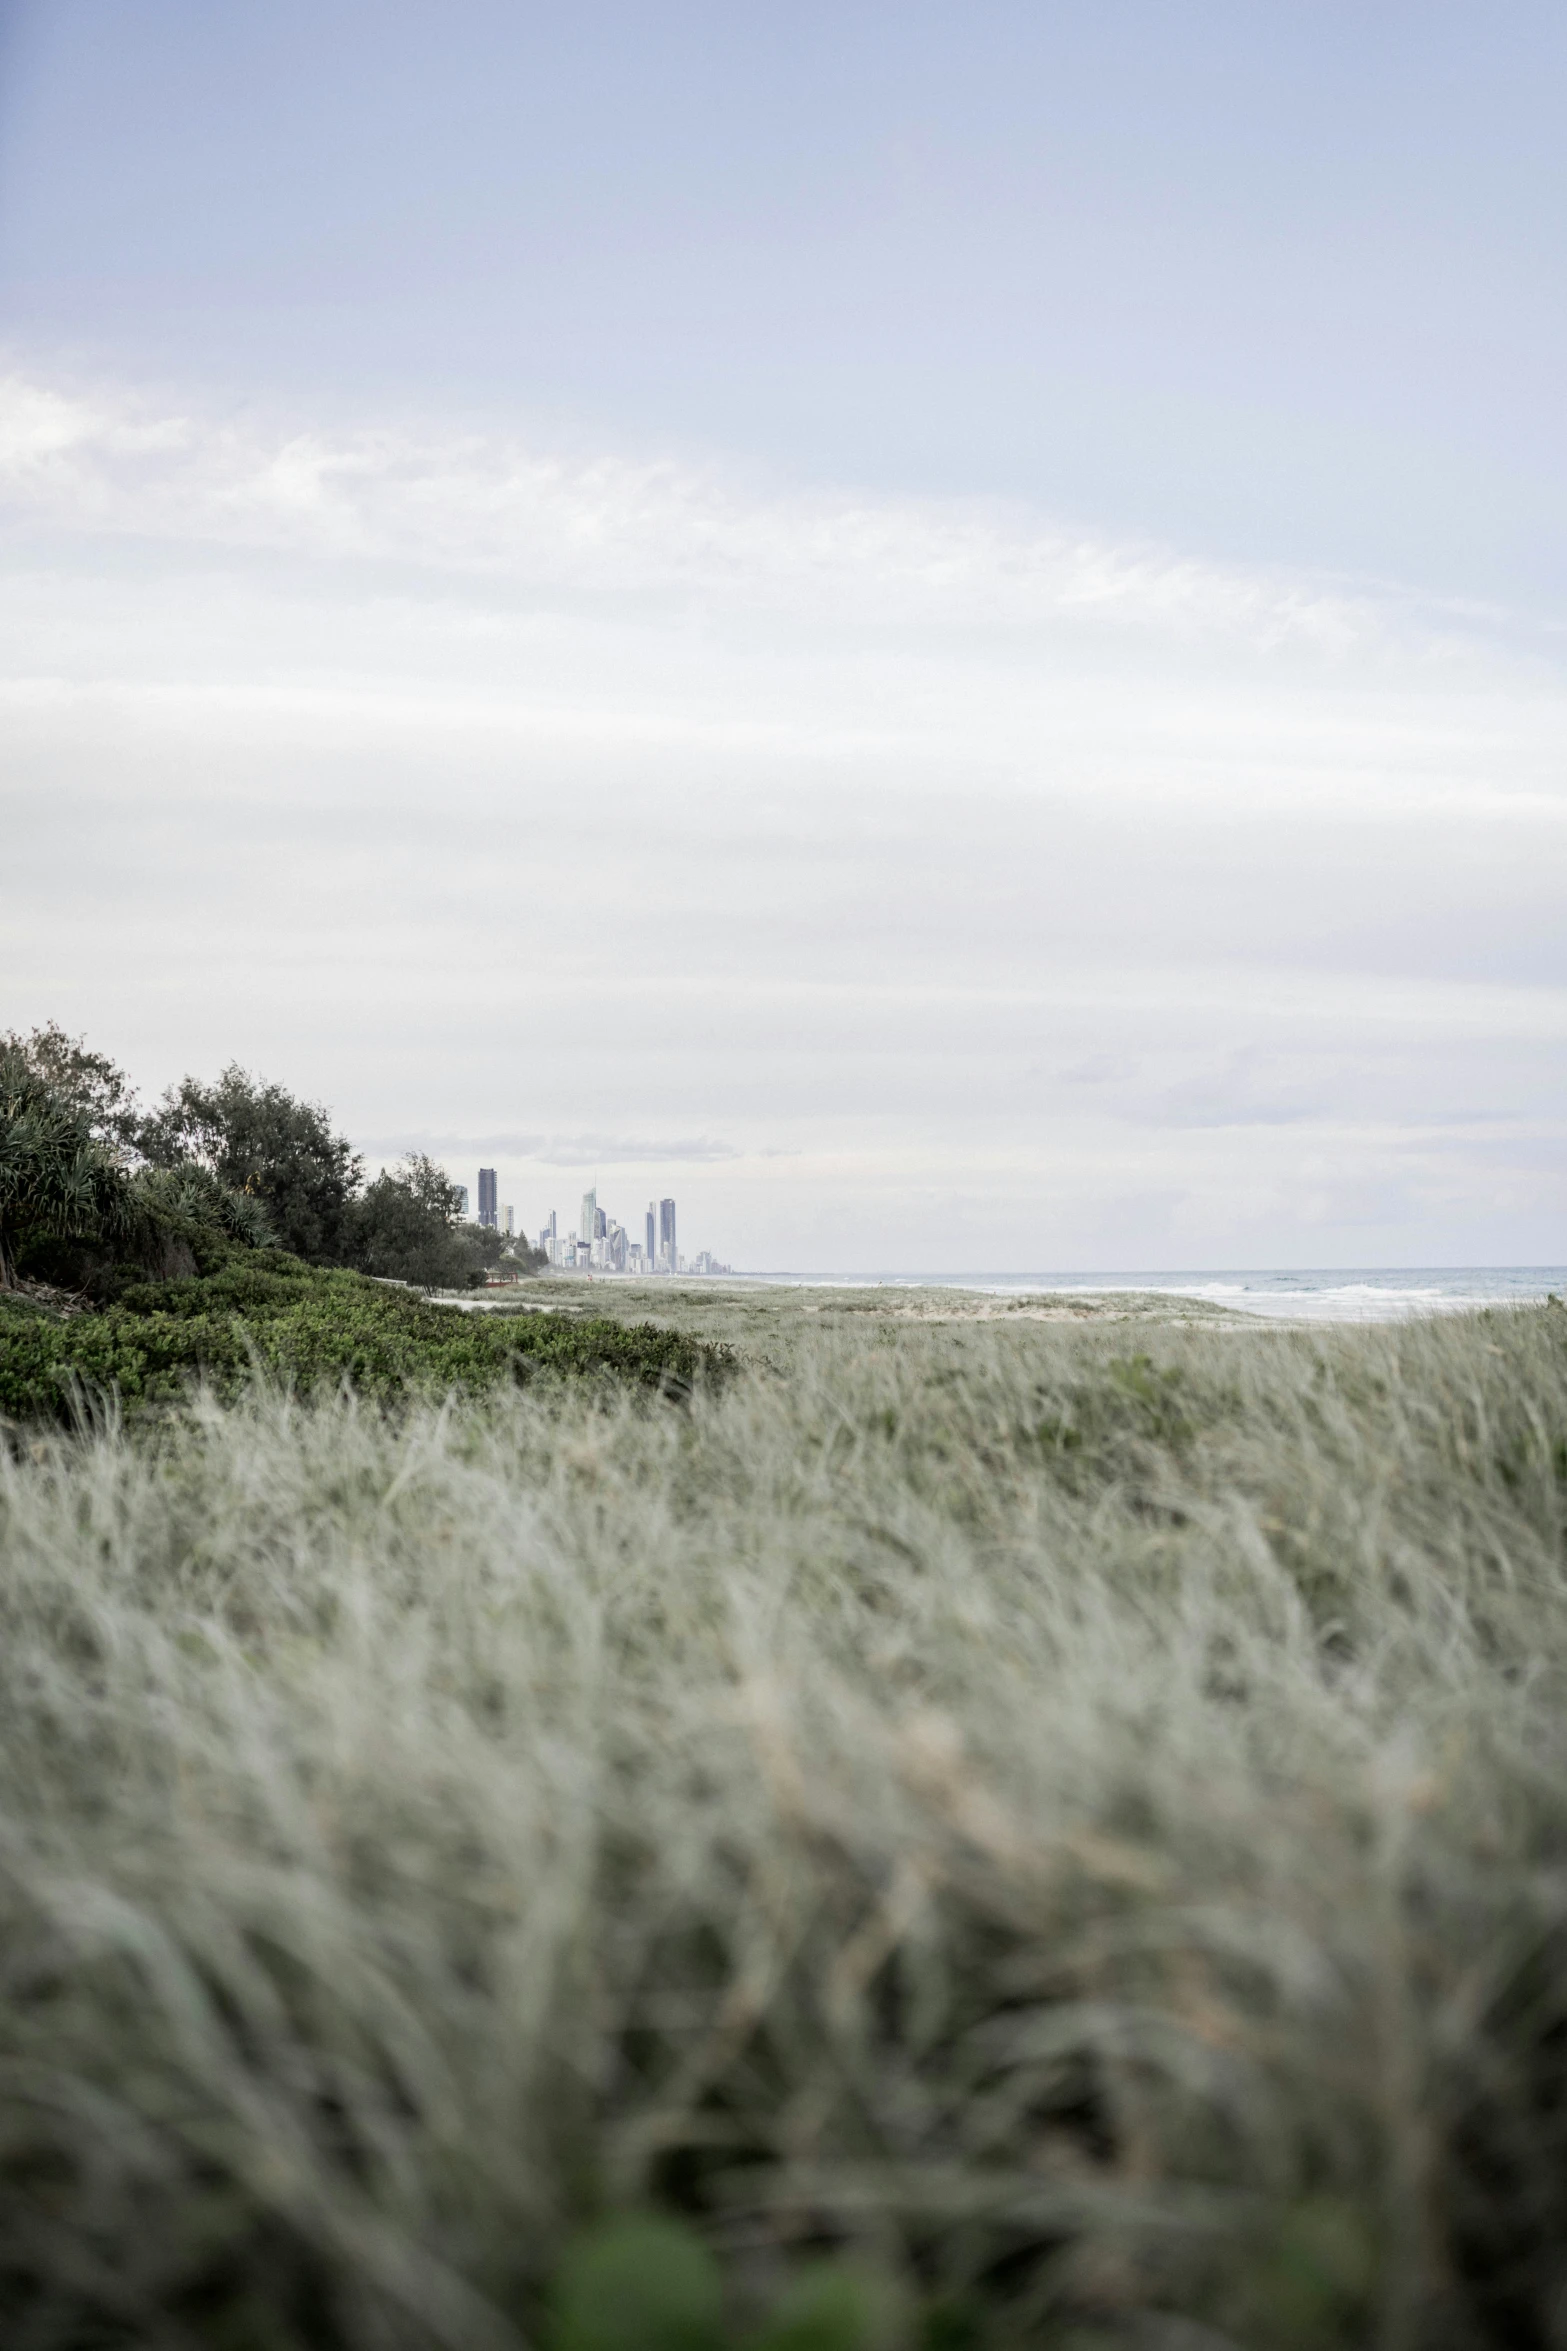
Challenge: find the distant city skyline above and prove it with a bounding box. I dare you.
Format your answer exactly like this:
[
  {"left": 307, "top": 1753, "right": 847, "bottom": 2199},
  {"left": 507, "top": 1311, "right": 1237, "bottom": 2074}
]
[
  {"left": 443, "top": 1166, "right": 726, "bottom": 1273},
  {"left": 511, "top": 1182, "right": 724, "bottom": 1274}
]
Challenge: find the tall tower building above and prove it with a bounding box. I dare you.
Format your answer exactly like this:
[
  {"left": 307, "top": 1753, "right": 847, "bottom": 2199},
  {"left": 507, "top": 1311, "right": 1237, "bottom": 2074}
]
[
  {"left": 477, "top": 1168, "right": 498, "bottom": 1230},
  {"left": 580, "top": 1186, "right": 598, "bottom": 1246},
  {"left": 659, "top": 1197, "right": 676, "bottom": 1273},
  {"left": 646, "top": 1202, "right": 657, "bottom": 1263}
]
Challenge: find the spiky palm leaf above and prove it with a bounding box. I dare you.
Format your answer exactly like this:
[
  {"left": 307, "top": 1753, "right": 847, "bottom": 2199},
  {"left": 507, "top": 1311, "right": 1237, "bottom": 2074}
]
[
  {"left": 0, "top": 1051, "right": 136, "bottom": 1286},
  {"left": 131, "top": 1163, "right": 275, "bottom": 1249}
]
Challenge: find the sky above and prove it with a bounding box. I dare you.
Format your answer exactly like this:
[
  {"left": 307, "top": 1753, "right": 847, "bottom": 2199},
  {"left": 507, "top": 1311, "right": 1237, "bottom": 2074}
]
[{"left": 1, "top": 1, "right": 1563, "bottom": 1270}]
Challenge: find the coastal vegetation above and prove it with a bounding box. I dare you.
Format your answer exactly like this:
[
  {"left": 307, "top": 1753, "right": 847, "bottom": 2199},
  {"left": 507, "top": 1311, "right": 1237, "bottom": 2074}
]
[
  {"left": 3, "top": 1229, "right": 1566, "bottom": 2343},
  {"left": 0, "top": 1253, "right": 714, "bottom": 1419},
  {"left": 4, "top": 1026, "right": 1567, "bottom": 2344},
  {"left": 1, "top": 1026, "right": 671, "bottom": 1421},
  {"left": 0, "top": 1022, "right": 544, "bottom": 1306}
]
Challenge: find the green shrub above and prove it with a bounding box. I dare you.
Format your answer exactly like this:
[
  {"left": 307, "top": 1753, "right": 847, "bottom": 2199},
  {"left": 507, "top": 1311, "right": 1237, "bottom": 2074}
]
[
  {"left": 0, "top": 1252, "right": 722, "bottom": 1422},
  {"left": 547, "top": 2218, "right": 882, "bottom": 2351},
  {"left": 550, "top": 2218, "right": 725, "bottom": 2351}
]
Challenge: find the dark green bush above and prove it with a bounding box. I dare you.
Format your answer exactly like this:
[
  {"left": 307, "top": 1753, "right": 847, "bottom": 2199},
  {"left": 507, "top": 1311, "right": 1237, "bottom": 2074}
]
[{"left": 548, "top": 2217, "right": 883, "bottom": 2351}]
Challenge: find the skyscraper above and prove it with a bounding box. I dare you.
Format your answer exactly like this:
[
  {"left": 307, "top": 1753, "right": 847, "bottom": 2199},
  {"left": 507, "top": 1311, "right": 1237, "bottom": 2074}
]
[
  {"left": 659, "top": 1197, "right": 676, "bottom": 1273},
  {"left": 580, "top": 1186, "right": 597, "bottom": 1246},
  {"left": 477, "top": 1168, "right": 498, "bottom": 1230},
  {"left": 646, "top": 1202, "right": 656, "bottom": 1263}
]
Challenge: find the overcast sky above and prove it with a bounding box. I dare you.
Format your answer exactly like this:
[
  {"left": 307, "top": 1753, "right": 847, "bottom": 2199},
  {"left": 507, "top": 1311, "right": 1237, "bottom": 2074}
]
[{"left": 2, "top": 1, "right": 1563, "bottom": 1269}]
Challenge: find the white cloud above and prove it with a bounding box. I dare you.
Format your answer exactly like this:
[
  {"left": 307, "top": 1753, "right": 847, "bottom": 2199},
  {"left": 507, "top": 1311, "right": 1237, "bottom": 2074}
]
[
  {"left": 2, "top": 363, "right": 1564, "bottom": 1266},
  {"left": 0, "top": 369, "right": 1440, "bottom": 652},
  {"left": 365, "top": 1132, "right": 746, "bottom": 1165}
]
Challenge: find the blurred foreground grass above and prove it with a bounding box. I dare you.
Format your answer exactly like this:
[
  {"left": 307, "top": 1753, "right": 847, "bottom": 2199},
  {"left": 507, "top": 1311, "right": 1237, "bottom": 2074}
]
[{"left": 2, "top": 1293, "right": 1565, "bottom": 2346}]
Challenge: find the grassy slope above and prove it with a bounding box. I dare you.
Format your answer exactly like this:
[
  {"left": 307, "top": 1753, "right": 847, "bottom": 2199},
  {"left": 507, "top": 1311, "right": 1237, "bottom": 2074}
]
[
  {"left": 469, "top": 1274, "right": 1245, "bottom": 1360},
  {"left": 1, "top": 1295, "right": 1565, "bottom": 2347},
  {"left": 446, "top": 1277, "right": 1248, "bottom": 1414}
]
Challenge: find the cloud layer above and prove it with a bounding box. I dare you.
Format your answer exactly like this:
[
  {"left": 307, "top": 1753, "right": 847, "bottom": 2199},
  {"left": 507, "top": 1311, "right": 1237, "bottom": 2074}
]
[
  {"left": 0, "top": 373, "right": 1388, "bottom": 644},
  {"left": 363, "top": 1133, "right": 747, "bottom": 1166},
  {"left": 4, "top": 368, "right": 1564, "bottom": 1266}
]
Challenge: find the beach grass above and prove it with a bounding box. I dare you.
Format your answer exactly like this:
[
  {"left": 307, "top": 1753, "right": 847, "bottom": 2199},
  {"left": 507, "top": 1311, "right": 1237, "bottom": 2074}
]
[
  {"left": 1, "top": 1292, "right": 1564, "bottom": 2346},
  {"left": 443, "top": 1274, "right": 1246, "bottom": 1362}
]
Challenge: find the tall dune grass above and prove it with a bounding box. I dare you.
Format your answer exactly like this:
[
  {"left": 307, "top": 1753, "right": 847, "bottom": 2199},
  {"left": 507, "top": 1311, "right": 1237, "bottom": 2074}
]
[{"left": 1, "top": 1305, "right": 1565, "bottom": 2347}]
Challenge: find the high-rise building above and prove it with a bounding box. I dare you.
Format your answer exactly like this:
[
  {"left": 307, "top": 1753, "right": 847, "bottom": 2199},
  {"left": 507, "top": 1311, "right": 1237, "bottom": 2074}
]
[
  {"left": 453, "top": 1185, "right": 469, "bottom": 1218},
  {"left": 502, "top": 1206, "right": 514, "bottom": 1237},
  {"left": 646, "top": 1202, "right": 657, "bottom": 1263},
  {"left": 659, "top": 1197, "right": 676, "bottom": 1273},
  {"left": 477, "top": 1169, "right": 498, "bottom": 1230},
  {"left": 580, "top": 1186, "right": 597, "bottom": 1246}
]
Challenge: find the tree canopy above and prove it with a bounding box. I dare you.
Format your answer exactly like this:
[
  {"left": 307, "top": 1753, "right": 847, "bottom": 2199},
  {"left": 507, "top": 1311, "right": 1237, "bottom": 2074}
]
[
  {"left": 1, "top": 1029, "right": 542, "bottom": 1295},
  {"left": 0, "top": 1046, "right": 136, "bottom": 1288},
  {"left": 0, "top": 1021, "right": 144, "bottom": 1154},
  {"left": 351, "top": 1156, "right": 475, "bottom": 1288},
  {"left": 141, "top": 1066, "right": 364, "bottom": 1264}
]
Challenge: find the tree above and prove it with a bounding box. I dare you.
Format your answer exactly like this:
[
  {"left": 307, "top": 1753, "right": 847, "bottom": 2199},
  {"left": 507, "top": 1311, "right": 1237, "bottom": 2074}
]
[
  {"left": 349, "top": 1156, "right": 476, "bottom": 1288},
  {"left": 348, "top": 1158, "right": 552, "bottom": 1288},
  {"left": 0, "top": 1047, "right": 136, "bottom": 1288},
  {"left": 501, "top": 1239, "right": 549, "bottom": 1276},
  {"left": 131, "top": 1163, "right": 275, "bottom": 1251},
  {"left": 0, "top": 1022, "right": 143, "bottom": 1155},
  {"left": 395, "top": 1152, "right": 465, "bottom": 1225},
  {"left": 141, "top": 1066, "right": 363, "bottom": 1264}
]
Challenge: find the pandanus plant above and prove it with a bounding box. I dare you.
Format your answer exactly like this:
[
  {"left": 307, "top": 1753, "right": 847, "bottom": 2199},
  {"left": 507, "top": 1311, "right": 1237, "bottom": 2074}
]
[
  {"left": 0, "top": 1049, "right": 137, "bottom": 1290},
  {"left": 131, "top": 1162, "right": 275, "bottom": 1250}
]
